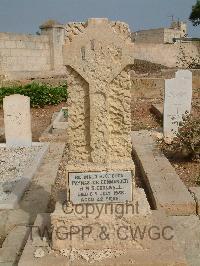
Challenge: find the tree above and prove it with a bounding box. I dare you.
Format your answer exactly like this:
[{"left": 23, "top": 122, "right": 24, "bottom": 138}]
[{"left": 189, "top": 0, "right": 200, "bottom": 26}]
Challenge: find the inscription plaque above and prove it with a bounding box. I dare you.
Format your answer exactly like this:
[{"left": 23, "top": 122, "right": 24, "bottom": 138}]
[{"left": 69, "top": 171, "right": 133, "bottom": 204}]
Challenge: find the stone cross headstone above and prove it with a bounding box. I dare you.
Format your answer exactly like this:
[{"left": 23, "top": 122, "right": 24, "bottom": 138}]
[
  {"left": 62, "top": 18, "right": 135, "bottom": 204},
  {"left": 163, "top": 70, "right": 192, "bottom": 139},
  {"left": 51, "top": 19, "right": 159, "bottom": 253},
  {"left": 3, "top": 94, "right": 32, "bottom": 147}
]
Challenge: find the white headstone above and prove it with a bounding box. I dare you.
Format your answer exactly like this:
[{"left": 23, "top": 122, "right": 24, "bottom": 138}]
[
  {"left": 164, "top": 70, "right": 192, "bottom": 139},
  {"left": 3, "top": 94, "right": 32, "bottom": 147}
]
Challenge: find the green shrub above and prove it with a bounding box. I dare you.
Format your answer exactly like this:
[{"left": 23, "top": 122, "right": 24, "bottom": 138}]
[
  {"left": 0, "top": 82, "right": 68, "bottom": 107},
  {"left": 62, "top": 108, "right": 68, "bottom": 118},
  {"left": 177, "top": 114, "right": 200, "bottom": 159},
  {"left": 163, "top": 114, "right": 200, "bottom": 160}
]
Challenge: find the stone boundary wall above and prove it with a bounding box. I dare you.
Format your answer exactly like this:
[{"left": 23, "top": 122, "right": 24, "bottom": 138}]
[
  {"left": 131, "top": 69, "right": 200, "bottom": 100},
  {"left": 131, "top": 77, "right": 164, "bottom": 100},
  {"left": 0, "top": 21, "right": 199, "bottom": 80},
  {"left": 0, "top": 32, "right": 51, "bottom": 77},
  {"left": 133, "top": 28, "right": 165, "bottom": 44},
  {"left": 134, "top": 42, "right": 200, "bottom": 68},
  {"left": 133, "top": 28, "right": 186, "bottom": 45},
  {"left": 192, "top": 69, "right": 200, "bottom": 89},
  {"left": 164, "top": 28, "right": 184, "bottom": 44}
]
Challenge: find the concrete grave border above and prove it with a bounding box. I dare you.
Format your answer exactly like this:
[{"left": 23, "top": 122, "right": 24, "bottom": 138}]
[
  {"left": 0, "top": 143, "right": 65, "bottom": 265},
  {"left": 39, "top": 110, "right": 68, "bottom": 142},
  {"left": 131, "top": 130, "right": 196, "bottom": 215},
  {"left": 150, "top": 103, "right": 163, "bottom": 120},
  {"left": 52, "top": 107, "right": 68, "bottom": 130},
  {"left": 18, "top": 211, "right": 187, "bottom": 266},
  {"left": 0, "top": 142, "right": 49, "bottom": 209}
]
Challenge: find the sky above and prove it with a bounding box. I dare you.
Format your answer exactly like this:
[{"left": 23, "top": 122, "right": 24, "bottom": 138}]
[{"left": 0, "top": 0, "right": 199, "bottom": 37}]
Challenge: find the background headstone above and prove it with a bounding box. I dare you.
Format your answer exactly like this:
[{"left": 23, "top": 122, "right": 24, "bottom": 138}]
[
  {"left": 3, "top": 94, "right": 32, "bottom": 147},
  {"left": 163, "top": 70, "right": 192, "bottom": 139}
]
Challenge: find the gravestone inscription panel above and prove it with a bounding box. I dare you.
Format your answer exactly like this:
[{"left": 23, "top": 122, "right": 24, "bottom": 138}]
[{"left": 69, "top": 171, "right": 132, "bottom": 204}]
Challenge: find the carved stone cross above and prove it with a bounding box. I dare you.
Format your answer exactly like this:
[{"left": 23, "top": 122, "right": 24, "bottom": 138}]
[{"left": 63, "top": 18, "right": 135, "bottom": 164}]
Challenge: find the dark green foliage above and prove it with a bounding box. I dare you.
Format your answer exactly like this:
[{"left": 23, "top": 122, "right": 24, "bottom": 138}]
[
  {"left": 62, "top": 108, "right": 68, "bottom": 118},
  {"left": 189, "top": 0, "right": 200, "bottom": 26},
  {"left": 0, "top": 83, "right": 68, "bottom": 107}
]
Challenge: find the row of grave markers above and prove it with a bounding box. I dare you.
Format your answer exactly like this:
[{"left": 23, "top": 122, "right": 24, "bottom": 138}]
[
  {"left": 1, "top": 71, "right": 192, "bottom": 148},
  {"left": 0, "top": 70, "right": 193, "bottom": 207}
]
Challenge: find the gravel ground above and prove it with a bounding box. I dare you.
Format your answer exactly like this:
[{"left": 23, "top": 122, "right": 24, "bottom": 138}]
[{"left": 0, "top": 146, "right": 42, "bottom": 200}]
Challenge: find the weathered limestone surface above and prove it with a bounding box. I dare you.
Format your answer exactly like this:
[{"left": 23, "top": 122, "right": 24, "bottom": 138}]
[
  {"left": 64, "top": 18, "right": 134, "bottom": 164},
  {"left": 163, "top": 70, "right": 192, "bottom": 139},
  {"left": 52, "top": 18, "right": 136, "bottom": 250},
  {"left": 3, "top": 94, "right": 32, "bottom": 147},
  {"left": 52, "top": 188, "right": 151, "bottom": 250},
  {"left": 66, "top": 67, "right": 90, "bottom": 162},
  {"left": 62, "top": 18, "right": 136, "bottom": 204}
]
